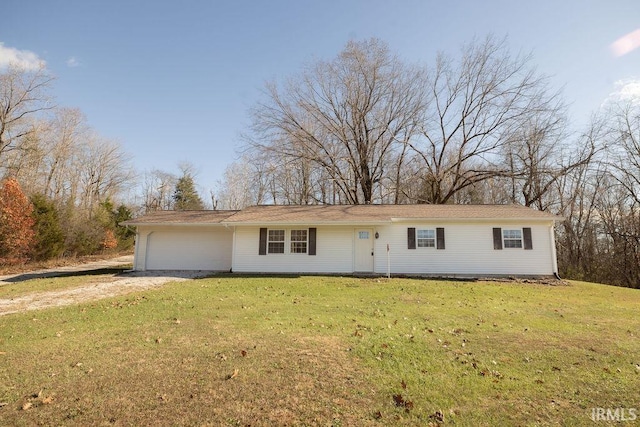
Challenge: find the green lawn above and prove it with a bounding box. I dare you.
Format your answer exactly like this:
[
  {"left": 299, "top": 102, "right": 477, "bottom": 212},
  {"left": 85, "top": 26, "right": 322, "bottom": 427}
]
[{"left": 1, "top": 276, "right": 638, "bottom": 426}]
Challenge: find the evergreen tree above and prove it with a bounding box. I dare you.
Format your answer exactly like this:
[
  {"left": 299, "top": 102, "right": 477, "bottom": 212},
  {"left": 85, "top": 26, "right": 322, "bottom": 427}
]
[
  {"left": 173, "top": 174, "right": 205, "bottom": 210},
  {"left": 113, "top": 204, "right": 135, "bottom": 249},
  {"left": 30, "top": 194, "right": 65, "bottom": 260}
]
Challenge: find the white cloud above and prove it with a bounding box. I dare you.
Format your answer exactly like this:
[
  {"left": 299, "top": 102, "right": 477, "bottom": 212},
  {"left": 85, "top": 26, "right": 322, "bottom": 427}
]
[
  {"left": 0, "top": 42, "right": 45, "bottom": 70},
  {"left": 611, "top": 29, "right": 640, "bottom": 57},
  {"left": 611, "top": 79, "right": 640, "bottom": 102},
  {"left": 602, "top": 79, "right": 640, "bottom": 109},
  {"left": 66, "top": 56, "right": 80, "bottom": 67}
]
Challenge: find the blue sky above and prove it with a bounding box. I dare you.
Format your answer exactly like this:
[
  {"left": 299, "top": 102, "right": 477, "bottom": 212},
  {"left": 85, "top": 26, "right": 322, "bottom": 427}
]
[{"left": 2, "top": 0, "right": 640, "bottom": 198}]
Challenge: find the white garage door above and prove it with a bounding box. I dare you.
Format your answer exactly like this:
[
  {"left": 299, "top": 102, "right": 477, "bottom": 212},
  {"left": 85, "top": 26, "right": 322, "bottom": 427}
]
[{"left": 146, "top": 229, "right": 233, "bottom": 270}]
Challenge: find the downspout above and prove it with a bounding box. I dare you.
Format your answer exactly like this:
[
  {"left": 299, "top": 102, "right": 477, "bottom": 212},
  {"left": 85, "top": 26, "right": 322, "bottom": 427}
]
[
  {"left": 223, "top": 223, "right": 235, "bottom": 273},
  {"left": 132, "top": 230, "right": 140, "bottom": 271},
  {"left": 549, "top": 223, "right": 561, "bottom": 279}
]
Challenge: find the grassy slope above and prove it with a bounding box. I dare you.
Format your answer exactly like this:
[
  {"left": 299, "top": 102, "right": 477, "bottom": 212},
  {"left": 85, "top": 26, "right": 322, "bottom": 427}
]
[{"left": 0, "top": 276, "right": 638, "bottom": 426}]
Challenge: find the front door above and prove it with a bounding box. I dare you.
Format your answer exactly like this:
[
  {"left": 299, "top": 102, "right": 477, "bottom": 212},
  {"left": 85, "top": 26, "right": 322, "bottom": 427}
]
[{"left": 354, "top": 229, "right": 374, "bottom": 272}]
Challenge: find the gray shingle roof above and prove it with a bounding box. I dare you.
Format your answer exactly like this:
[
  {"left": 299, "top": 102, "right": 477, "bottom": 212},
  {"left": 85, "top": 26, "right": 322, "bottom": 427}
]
[{"left": 123, "top": 204, "right": 561, "bottom": 226}]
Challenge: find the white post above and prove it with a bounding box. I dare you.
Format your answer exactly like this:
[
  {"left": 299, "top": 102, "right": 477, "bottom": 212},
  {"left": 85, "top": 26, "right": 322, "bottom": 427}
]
[{"left": 386, "top": 243, "right": 390, "bottom": 279}]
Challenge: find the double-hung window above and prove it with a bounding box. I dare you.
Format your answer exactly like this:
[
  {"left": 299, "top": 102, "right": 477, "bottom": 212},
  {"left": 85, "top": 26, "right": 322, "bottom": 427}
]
[
  {"left": 260, "top": 227, "right": 316, "bottom": 255},
  {"left": 503, "top": 229, "right": 523, "bottom": 248},
  {"left": 268, "top": 229, "right": 285, "bottom": 254},
  {"left": 417, "top": 229, "right": 436, "bottom": 248},
  {"left": 290, "top": 229, "right": 308, "bottom": 254}
]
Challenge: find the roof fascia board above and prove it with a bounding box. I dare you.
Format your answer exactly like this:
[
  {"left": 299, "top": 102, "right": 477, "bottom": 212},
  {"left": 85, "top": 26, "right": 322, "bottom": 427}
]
[
  {"left": 390, "top": 217, "right": 563, "bottom": 223},
  {"left": 126, "top": 222, "right": 229, "bottom": 227},
  {"left": 221, "top": 220, "right": 389, "bottom": 226}
]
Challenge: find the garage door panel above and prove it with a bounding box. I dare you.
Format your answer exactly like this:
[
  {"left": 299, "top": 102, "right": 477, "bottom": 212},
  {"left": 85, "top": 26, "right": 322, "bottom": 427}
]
[{"left": 146, "top": 230, "right": 232, "bottom": 270}]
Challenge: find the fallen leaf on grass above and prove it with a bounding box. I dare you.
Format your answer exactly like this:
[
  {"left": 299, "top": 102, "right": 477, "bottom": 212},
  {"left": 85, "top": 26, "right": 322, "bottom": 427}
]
[
  {"left": 401, "top": 380, "right": 407, "bottom": 389},
  {"left": 226, "top": 369, "right": 239, "bottom": 380},
  {"left": 429, "top": 410, "right": 445, "bottom": 423},
  {"left": 240, "top": 350, "right": 247, "bottom": 357},
  {"left": 22, "top": 402, "right": 32, "bottom": 410},
  {"left": 42, "top": 396, "right": 54, "bottom": 404},
  {"left": 392, "top": 394, "right": 413, "bottom": 412}
]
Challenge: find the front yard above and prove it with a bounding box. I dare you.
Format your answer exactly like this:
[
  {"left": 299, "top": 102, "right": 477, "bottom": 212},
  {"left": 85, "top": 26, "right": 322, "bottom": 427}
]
[{"left": 1, "top": 275, "right": 638, "bottom": 425}]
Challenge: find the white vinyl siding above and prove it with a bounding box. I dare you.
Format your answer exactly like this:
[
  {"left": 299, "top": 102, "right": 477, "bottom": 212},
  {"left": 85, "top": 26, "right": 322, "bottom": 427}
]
[
  {"left": 132, "top": 220, "right": 557, "bottom": 276},
  {"left": 374, "top": 221, "right": 555, "bottom": 276},
  {"left": 233, "top": 226, "right": 353, "bottom": 273}
]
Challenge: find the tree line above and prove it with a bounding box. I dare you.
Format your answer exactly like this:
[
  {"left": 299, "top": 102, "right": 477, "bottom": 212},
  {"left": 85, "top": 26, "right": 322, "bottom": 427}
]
[
  {"left": 0, "top": 64, "right": 139, "bottom": 263},
  {"left": 0, "top": 60, "right": 211, "bottom": 265},
  {"left": 2, "top": 37, "right": 639, "bottom": 289},
  {"left": 214, "top": 37, "right": 639, "bottom": 288}
]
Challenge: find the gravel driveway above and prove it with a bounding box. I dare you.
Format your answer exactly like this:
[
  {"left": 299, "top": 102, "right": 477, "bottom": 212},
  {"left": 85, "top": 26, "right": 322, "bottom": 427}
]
[{"left": 0, "top": 256, "right": 210, "bottom": 316}]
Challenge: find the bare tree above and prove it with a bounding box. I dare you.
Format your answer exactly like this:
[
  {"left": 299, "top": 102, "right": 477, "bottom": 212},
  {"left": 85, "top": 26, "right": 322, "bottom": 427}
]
[
  {"left": 77, "top": 135, "right": 134, "bottom": 217},
  {"left": 502, "top": 113, "right": 596, "bottom": 211},
  {"left": 606, "top": 101, "right": 640, "bottom": 205},
  {"left": 141, "top": 169, "right": 178, "bottom": 212},
  {"left": 0, "top": 64, "right": 54, "bottom": 162},
  {"left": 42, "top": 108, "right": 87, "bottom": 200},
  {"left": 246, "top": 38, "right": 425, "bottom": 204},
  {"left": 215, "top": 155, "right": 268, "bottom": 209},
  {"left": 407, "top": 36, "right": 563, "bottom": 204}
]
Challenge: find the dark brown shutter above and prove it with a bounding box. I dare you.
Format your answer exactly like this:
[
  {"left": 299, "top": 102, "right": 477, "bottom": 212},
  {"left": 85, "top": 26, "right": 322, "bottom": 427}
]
[
  {"left": 408, "top": 227, "right": 416, "bottom": 249},
  {"left": 523, "top": 227, "right": 533, "bottom": 250},
  {"left": 436, "top": 227, "right": 445, "bottom": 250},
  {"left": 259, "top": 228, "right": 267, "bottom": 255},
  {"left": 493, "top": 228, "right": 503, "bottom": 250},
  {"left": 308, "top": 227, "right": 317, "bottom": 255}
]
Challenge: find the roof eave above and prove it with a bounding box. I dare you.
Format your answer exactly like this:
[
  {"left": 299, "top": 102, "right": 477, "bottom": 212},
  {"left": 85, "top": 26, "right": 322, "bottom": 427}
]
[
  {"left": 122, "top": 222, "right": 229, "bottom": 227},
  {"left": 221, "top": 220, "right": 389, "bottom": 226},
  {"left": 390, "top": 216, "right": 563, "bottom": 222}
]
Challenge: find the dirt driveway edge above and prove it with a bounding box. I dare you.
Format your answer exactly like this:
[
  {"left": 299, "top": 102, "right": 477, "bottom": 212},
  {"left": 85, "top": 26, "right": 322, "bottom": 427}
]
[{"left": 0, "top": 256, "right": 213, "bottom": 316}]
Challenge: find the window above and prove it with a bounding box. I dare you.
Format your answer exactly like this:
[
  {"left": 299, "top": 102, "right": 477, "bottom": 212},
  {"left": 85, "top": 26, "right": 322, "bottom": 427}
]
[
  {"left": 290, "top": 229, "right": 308, "bottom": 254},
  {"left": 259, "top": 228, "right": 317, "bottom": 255},
  {"left": 417, "top": 229, "right": 436, "bottom": 248},
  {"left": 358, "top": 231, "right": 370, "bottom": 239},
  {"left": 503, "top": 229, "right": 523, "bottom": 248},
  {"left": 268, "top": 229, "right": 285, "bottom": 254}
]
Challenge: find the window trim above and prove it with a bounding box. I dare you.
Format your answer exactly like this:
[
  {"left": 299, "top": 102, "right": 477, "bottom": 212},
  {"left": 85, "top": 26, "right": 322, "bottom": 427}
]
[
  {"left": 290, "top": 229, "right": 308, "bottom": 254},
  {"left": 267, "top": 229, "right": 286, "bottom": 254},
  {"left": 416, "top": 228, "right": 436, "bottom": 248},
  {"left": 408, "top": 227, "right": 445, "bottom": 250},
  {"left": 503, "top": 229, "right": 523, "bottom": 249},
  {"left": 260, "top": 228, "right": 316, "bottom": 255}
]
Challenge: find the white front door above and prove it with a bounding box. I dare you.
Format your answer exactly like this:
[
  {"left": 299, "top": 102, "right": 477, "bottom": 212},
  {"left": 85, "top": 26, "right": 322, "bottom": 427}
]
[{"left": 354, "top": 229, "right": 374, "bottom": 272}]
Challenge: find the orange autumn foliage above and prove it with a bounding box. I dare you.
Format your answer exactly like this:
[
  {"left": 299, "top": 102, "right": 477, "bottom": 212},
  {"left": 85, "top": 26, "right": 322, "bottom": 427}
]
[
  {"left": 101, "top": 229, "right": 118, "bottom": 250},
  {"left": 0, "top": 178, "right": 36, "bottom": 265}
]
